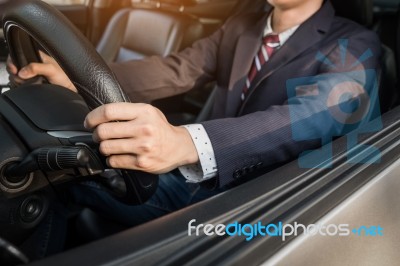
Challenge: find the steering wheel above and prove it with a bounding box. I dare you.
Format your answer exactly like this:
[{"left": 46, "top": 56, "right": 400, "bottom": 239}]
[{"left": 0, "top": 0, "right": 158, "bottom": 248}]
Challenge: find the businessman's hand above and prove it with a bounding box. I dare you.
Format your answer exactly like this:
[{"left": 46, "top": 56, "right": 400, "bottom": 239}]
[
  {"left": 6, "top": 51, "right": 77, "bottom": 92},
  {"left": 84, "top": 103, "right": 199, "bottom": 174}
]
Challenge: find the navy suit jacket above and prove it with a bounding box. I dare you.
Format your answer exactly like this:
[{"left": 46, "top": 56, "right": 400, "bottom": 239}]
[{"left": 110, "top": 0, "right": 381, "bottom": 188}]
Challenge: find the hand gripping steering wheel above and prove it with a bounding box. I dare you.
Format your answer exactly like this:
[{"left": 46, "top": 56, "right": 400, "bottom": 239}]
[{"left": 1, "top": 0, "right": 158, "bottom": 205}]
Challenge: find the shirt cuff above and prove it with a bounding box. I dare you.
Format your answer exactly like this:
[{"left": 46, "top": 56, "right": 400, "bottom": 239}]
[{"left": 178, "top": 124, "right": 218, "bottom": 182}]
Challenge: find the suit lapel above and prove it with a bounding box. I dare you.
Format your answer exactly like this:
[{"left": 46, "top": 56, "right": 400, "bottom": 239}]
[
  {"left": 225, "top": 11, "right": 271, "bottom": 117},
  {"left": 237, "top": 0, "right": 336, "bottom": 115}
]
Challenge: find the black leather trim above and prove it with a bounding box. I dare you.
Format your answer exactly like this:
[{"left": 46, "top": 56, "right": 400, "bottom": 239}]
[{"left": 2, "top": 0, "right": 130, "bottom": 108}]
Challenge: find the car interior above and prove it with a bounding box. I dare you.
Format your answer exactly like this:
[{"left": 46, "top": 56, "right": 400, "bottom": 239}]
[{"left": 1, "top": 0, "right": 400, "bottom": 265}]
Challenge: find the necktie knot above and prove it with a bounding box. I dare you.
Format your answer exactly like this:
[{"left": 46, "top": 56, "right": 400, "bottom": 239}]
[{"left": 262, "top": 34, "right": 280, "bottom": 47}]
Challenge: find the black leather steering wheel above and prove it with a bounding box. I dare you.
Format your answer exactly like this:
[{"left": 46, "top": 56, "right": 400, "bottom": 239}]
[
  {"left": 3, "top": 0, "right": 128, "bottom": 107},
  {"left": 1, "top": 0, "right": 158, "bottom": 205}
]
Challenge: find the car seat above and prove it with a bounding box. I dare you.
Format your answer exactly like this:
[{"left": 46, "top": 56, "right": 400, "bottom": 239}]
[{"left": 96, "top": 8, "right": 203, "bottom": 64}]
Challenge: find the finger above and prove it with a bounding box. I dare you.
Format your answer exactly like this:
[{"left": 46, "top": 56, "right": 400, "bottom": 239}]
[
  {"left": 84, "top": 103, "right": 148, "bottom": 129},
  {"left": 99, "top": 138, "right": 154, "bottom": 156},
  {"left": 93, "top": 122, "right": 139, "bottom": 142},
  {"left": 106, "top": 154, "right": 138, "bottom": 170},
  {"left": 106, "top": 154, "right": 153, "bottom": 171},
  {"left": 6, "top": 56, "right": 18, "bottom": 75},
  {"left": 8, "top": 73, "right": 25, "bottom": 85},
  {"left": 99, "top": 138, "right": 137, "bottom": 156}
]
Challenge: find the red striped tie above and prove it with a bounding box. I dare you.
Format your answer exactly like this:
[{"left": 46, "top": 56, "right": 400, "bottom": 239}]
[{"left": 241, "top": 34, "right": 280, "bottom": 100}]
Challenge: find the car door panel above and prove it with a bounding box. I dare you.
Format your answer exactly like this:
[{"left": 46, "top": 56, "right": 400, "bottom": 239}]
[{"left": 265, "top": 159, "right": 400, "bottom": 266}]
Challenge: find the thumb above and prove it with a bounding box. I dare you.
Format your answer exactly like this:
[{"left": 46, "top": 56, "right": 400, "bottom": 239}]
[
  {"left": 18, "top": 63, "right": 52, "bottom": 79},
  {"left": 18, "top": 66, "right": 36, "bottom": 79}
]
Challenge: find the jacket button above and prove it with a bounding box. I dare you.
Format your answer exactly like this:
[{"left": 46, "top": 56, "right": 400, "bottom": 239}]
[
  {"left": 233, "top": 169, "right": 242, "bottom": 179},
  {"left": 242, "top": 167, "right": 249, "bottom": 174},
  {"left": 249, "top": 165, "right": 256, "bottom": 172},
  {"left": 256, "top": 162, "right": 263, "bottom": 169}
]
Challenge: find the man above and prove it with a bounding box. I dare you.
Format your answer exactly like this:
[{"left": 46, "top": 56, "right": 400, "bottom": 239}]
[{"left": 8, "top": 0, "right": 380, "bottom": 227}]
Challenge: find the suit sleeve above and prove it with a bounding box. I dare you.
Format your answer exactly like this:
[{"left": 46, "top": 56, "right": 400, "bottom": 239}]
[
  {"left": 201, "top": 30, "right": 382, "bottom": 188},
  {"left": 108, "top": 24, "right": 225, "bottom": 103}
]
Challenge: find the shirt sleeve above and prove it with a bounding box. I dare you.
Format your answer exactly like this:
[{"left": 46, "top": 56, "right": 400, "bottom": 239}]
[{"left": 178, "top": 124, "right": 218, "bottom": 182}]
